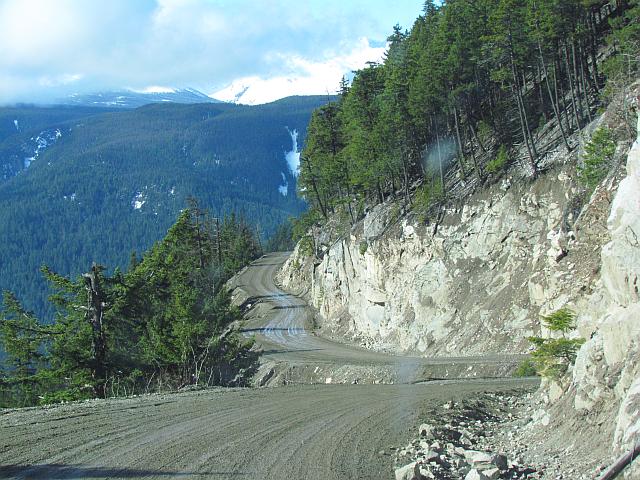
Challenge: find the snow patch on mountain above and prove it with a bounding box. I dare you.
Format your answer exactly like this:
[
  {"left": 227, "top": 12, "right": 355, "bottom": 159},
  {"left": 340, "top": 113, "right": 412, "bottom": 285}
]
[
  {"left": 278, "top": 172, "right": 288, "bottom": 196},
  {"left": 285, "top": 128, "right": 300, "bottom": 177},
  {"left": 59, "top": 88, "right": 220, "bottom": 108},
  {"left": 22, "top": 128, "right": 62, "bottom": 169},
  {"left": 13, "top": 120, "right": 19, "bottom": 131},
  {"left": 132, "top": 191, "right": 146, "bottom": 210}
]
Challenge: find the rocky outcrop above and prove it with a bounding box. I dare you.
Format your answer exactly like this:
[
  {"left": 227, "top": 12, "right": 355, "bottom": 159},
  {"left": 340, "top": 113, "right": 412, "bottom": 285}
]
[
  {"left": 559, "top": 113, "right": 640, "bottom": 476},
  {"left": 279, "top": 157, "right": 607, "bottom": 357},
  {"left": 280, "top": 88, "right": 640, "bottom": 475}
]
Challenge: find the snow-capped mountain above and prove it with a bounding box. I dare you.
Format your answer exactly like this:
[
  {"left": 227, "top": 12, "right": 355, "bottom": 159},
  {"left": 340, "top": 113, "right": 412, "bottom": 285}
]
[
  {"left": 212, "top": 77, "right": 338, "bottom": 106},
  {"left": 58, "top": 88, "right": 221, "bottom": 108}
]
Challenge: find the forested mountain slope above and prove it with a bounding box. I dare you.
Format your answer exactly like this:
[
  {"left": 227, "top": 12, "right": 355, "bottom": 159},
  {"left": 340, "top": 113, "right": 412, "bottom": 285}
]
[{"left": 0, "top": 96, "right": 331, "bottom": 319}]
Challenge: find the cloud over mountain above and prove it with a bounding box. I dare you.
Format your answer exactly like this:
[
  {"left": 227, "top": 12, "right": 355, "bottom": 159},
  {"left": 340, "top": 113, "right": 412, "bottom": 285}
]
[{"left": 0, "top": 0, "right": 419, "bottom": 104}]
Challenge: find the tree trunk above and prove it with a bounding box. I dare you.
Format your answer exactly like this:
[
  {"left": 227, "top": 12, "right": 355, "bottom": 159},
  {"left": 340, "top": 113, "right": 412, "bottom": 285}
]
[
  {"left": 510, "top": 54, "right": 537, "bottom": 175},
  {"left": 468, "top": 124, "right": 483, "bottom": 182},
  {"left": 538, "top": 40, "right": 571, "bottom": 151},
  {"left": 588, "top": 10, "right": 601, "bottom": 90},
  {"left": 578, "top": 43, "right": 593, "bottom": 123},
  {"left": 83, "top": 264, "right": 107, "bottom": 399},
  {"left": 564, "top": 43, "right": 580, "bottom": 129},
  {"left": 571, "top": 40, "right": 585, "bottom": 125},
  {"left": 469, "top": 121, "right": 487, "bottom": 153},
  {"left": 310, "top": 177, "right": 327, "bottom": 218},
  {"left": 433, "top": 116, "right": 446, "bottom": 198},
  {"left": 453, "top": 105, "right": 467, "bottom": 178},
  {"left": 536, "top": 64, "right": 548, "bottom": 122}
]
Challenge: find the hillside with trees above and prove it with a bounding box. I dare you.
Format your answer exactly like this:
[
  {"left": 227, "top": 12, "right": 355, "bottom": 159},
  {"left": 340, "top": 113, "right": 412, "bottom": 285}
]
[
  {"left": 0, "top": 201, "right": 262, "bottom": 407},
  {"left": 297, "top": 0, "right": 639, "bottom": 228},
  {"left": 0, "top": 96, "right": 332, "bottom": 319}
]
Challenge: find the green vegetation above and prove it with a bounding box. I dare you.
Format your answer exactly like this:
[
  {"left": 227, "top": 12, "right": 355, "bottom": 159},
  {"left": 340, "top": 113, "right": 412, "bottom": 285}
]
[
  {"left": 527, "top": 308, "right": 585, "bottom": 379},
  {"left": 0, "top": 97, "right": 331, "bottom": 319},
  {"left": 298, "top": 1, "right": 635, "bottom": 232},
  {"left": 0, "top": 201, "right": 262, "bottom": 407},
  {"left": 265, "top": 220, "right": 296, "bottom": 252},
  {"left": 485, "top": 145, "right": 509, "bottom": 175},
  {"left": 578, "top": 126, "right": 617, "bottom": 189},
  {"left": 602, "top": 0, "right": 640, "bottom": 105},
  {"left": 514, "top": 358, "right": 538, "bottom": 377},
  {"left": 413, "top": 180, "right": 444, "bottom": 222},
  {"left": 359, "top": 241, "right": 368, "bottom": 256}
]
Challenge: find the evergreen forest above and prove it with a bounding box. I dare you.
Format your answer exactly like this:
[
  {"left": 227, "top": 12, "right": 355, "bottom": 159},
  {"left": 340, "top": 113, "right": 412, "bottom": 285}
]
[
  {"left": 0, "top": 201, "right": 262, "bottom": 407},
  {"left": 0, "top": 96, "right": 331, "bottom": 319},
  {"left": 297, "top": 0, "right": 639, "bottom": 232}
]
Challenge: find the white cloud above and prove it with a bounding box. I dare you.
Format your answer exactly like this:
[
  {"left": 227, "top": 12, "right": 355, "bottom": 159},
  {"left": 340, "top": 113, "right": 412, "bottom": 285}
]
[
  {"left": 38, "top": 73, "right": 84, "bottom": 88},
  {"left": 0, "top": 0, "right": 419, "bottom": 104},
  {"left": 213, "top": 37, "right": 386, "bottom": 104}
]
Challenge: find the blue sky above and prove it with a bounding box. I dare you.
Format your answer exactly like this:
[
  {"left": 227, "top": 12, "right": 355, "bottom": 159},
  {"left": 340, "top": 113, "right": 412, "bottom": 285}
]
[{"left": 0, "top": 0, "right": 422, "bottom": 104}]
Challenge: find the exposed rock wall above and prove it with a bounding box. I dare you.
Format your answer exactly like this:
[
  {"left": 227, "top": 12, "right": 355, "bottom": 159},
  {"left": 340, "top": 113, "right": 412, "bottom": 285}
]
[
  {"left": 279, "top": 90, "right": 640, "bottom": 475},
  {"left": 567, "top": 115, "right": 640, "bottom": 475},
  {"left": 279, "top": 155, "right": 610, "bottom": 357}
]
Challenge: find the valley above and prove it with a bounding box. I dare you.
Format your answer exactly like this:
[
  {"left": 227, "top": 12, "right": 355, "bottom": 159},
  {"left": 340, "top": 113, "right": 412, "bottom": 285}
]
[
  {"left": 1, "top": 1, "right": 639, "bottom": 478},
  {"left": 0, "top": 97, "right": 329, "bottom": 319}
]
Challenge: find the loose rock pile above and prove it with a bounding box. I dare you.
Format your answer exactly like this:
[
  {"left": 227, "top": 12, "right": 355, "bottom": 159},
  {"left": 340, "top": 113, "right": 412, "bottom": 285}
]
[{"left": 393, "top": 393, "right": 540, "bottom": 480}]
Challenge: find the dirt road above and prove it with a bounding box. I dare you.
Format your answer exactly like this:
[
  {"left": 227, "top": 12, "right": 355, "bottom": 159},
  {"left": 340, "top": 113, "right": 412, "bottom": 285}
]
[
  {"left": 0, "top": 253, "right": 537, "bottom": 479},
  {"left": 231, "top": 253, "right": 526, "bottom": 384}
]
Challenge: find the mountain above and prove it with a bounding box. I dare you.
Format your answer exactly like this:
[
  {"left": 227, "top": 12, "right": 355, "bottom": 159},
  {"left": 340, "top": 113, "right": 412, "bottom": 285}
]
[
  {"left": 213, "top": 78, "right": 338, "bottom": 106},
  {"left": 56, "top": 88, "right": 222, "bottom": 109},
  {"left": 0, "top": 95, "right": 333, "bottom": 319}
]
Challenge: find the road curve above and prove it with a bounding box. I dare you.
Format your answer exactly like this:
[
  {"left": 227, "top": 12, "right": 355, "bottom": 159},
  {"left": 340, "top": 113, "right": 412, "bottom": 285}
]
[
  {"left": 230, "top": 252, "right": 525, "bottom": 383},
  {"left": 0, "top": 381, "right": 535, "bottom": 480},
  {"left": 0, "top": 252, "right": 536, "bottom": 480}
]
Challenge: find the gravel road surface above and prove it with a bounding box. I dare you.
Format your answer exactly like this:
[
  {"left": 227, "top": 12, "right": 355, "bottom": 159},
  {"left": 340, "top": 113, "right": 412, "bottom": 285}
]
[
  {"left": 0, "top": 253, "right": 537, "bottom": 479},
  {"left": 231, "top": 253, "right": 526, "bottom": 383}
]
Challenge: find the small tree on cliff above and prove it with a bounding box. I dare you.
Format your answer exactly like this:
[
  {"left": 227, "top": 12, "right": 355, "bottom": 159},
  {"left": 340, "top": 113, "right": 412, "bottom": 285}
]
[{"left": 528, "top": 308, "right": 585, "bottom": 379}]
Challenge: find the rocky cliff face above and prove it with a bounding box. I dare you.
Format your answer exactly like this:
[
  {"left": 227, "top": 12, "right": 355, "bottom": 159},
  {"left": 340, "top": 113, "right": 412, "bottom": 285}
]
[
  {"left": 566, "top": 112, "right": 640, "bottom": 474},
  {"left": 279, "top": 152, "right": 611, "bottom": 358},
  {"left": 280, "top": 98, "right": 640, "bottom": 475}
]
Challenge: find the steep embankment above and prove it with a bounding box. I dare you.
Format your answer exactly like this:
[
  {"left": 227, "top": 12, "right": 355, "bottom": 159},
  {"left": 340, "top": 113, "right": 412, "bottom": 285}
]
[
  {"left": 533, "top": 105, "right": 640, "bottom": 476},
  {"left": 279, "top": 146, "right": 610, "bottom": 358},
  {"left": 280, "top": 89, "right": 640, "bottom": 476},
  {"left": 228, "top": 253, "right": 523, "bottom": 386}
]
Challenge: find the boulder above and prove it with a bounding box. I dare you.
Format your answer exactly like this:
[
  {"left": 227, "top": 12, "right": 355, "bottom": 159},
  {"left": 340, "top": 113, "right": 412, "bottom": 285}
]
[
  {"left": 419, "top": 423, "right": 434, "bottom": 437},
  {"left": 395, "top": 461, "right": 426, "bottom": 480},
  {"left": 463, "top": 450, "right": 493, "bottom": 465},
  {"left": 464, "top": 469, "right": 490, "bottom": 480},
  {"left": 481, "top": 467, "right": 501, "bottom": 480},
  {"left": 491, "top": 453, "right": 509, "bottom": 471}
]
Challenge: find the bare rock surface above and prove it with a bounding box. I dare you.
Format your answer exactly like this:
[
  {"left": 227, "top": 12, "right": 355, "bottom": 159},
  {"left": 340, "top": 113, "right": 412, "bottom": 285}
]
[{"left": 278, "top": 148, "right": 604, "bottom": 358}]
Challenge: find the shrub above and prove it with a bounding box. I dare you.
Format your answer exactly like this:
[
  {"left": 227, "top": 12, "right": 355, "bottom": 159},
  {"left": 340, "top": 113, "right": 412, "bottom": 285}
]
[
  {"left": 413, "top": 179, "right": 444, "bottom": 222},
  {"left": 359, "top": 241, "right": 368, "bottom": 255},
  {"left": 292, "top": 209, "right": 322, "bottom": 242},
  {"left": 578, "top": 127, "right": 617, "bottom": 190},
  {"left": 527, "top": 308, "right": 585, "bottom": 379},
  {"left": 477, "top": 120, "right": 492, "bottom": 146},
  {"left": 297, "top": 236, "right": 314, "bottom": 257},
  {"left": 514, "top": 358, "right": 538, "bottom": 377},
  {"left": 485, "top": 145, "right": 508, "bottom": 175}
]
